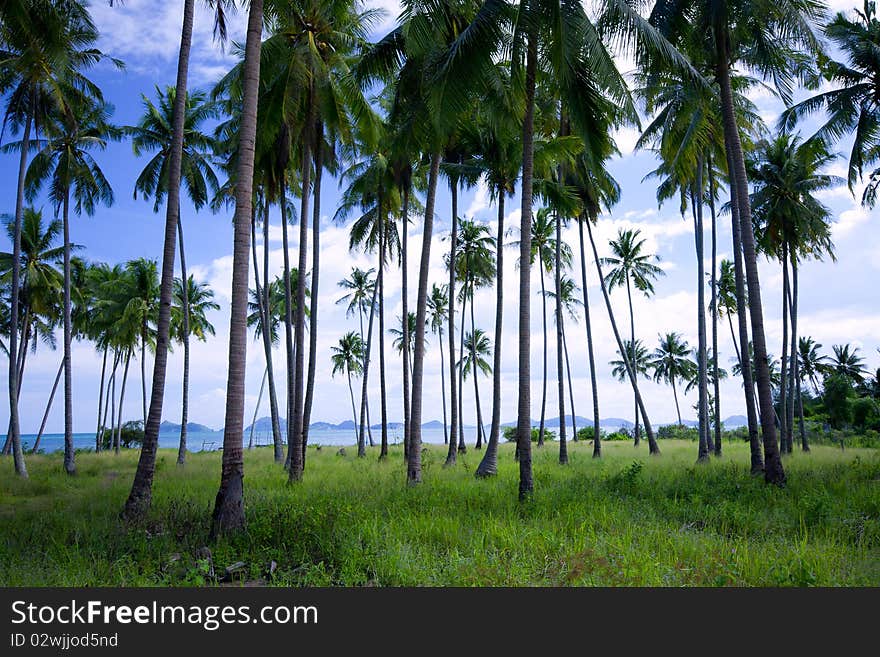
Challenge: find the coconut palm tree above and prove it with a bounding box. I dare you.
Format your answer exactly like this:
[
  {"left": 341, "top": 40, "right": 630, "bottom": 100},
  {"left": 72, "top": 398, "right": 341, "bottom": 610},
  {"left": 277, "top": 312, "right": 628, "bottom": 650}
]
[
  {"left": 829, "top": 344, "right": 868, "bottom": 383},
  {"left": 170, "top": 275, "right": 218, "bottom": 463},
  {"left": 781, "top": 0, "right": 880, "bottom": 208},
  {"left": 459, "top": 327, "right": 492, "bottom": 447},
  {"left": 601, "top": 228, "right": 664, "bottom": 446},
  {"left": 24, "top": 95, "right": 117, "bottom": 475},
  {"left": 650, "top": 332, "right": 697, "bottom": 427},
  {"left": 0, "top": 0, "right": 116, "bottom": 477},
  {"left": 543, "top": 276, "right": 582, "bottom": 446},
  {"left": 331, "top": 332, "right": 366, "bottom": 443},
  {"left": 210, "top": 0, "right": 263, "bottom": 538},
  {"left": 390, "top": 312, "right": 419, "bottom": 378},
  {"left": 610, "top": 340, "right": 652, "bottom": 440},
  {"left": 427, "top": 283, "right": 450, "bottom": 445},
  {"left": 120, "top": 258, "right": 159, "bottom": 432},
  {"left": 798, "top": 336, "right": 827, "bottom": 394}
]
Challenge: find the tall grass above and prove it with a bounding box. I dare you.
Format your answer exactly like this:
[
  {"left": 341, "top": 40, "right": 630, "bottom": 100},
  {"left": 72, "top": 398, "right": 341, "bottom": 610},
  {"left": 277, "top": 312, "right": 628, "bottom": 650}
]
[{"left": 1, "top": 440, "right": 878, "bottom": 586}]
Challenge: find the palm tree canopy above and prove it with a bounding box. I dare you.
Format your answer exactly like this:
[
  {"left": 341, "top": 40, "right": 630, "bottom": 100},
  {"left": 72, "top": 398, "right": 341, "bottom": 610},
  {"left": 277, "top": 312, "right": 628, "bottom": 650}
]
[
  {"left": 171, "top": 275, "right": 219, "bottom": 343},
  {"left": 331, "top": 330, "right": 365, "bottom": 377},
  {"left": 650, "top": 331, "right": 696, "bottom": 386},
  {"left": 602, "top": 227, "right": 664, "bottom": 295}
]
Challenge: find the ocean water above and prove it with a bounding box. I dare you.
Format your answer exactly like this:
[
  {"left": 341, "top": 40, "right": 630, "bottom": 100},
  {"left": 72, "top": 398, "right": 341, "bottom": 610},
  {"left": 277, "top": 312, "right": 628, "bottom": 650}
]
[{"left": 11, "top": 426, "right": 474, "bottom": 454}]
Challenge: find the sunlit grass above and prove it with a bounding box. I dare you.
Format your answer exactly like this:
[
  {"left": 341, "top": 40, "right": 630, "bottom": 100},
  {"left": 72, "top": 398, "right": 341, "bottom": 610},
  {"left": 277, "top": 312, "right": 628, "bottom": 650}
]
[{"left": 1, "top": 439, "right": 878, "bottom": 586}]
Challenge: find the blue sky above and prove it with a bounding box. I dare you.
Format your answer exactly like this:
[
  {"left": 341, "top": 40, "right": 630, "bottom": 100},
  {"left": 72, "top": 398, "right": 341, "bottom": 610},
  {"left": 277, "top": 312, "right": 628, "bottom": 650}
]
[{"left": 2, "top": 0, "right": 877, "bottom": 434}]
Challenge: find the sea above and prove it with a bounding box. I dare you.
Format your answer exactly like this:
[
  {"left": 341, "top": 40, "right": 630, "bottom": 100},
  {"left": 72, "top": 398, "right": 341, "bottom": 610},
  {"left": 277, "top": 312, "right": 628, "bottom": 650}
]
[{"left": 10, "top": 427, "right": 471, "bottom": 454}]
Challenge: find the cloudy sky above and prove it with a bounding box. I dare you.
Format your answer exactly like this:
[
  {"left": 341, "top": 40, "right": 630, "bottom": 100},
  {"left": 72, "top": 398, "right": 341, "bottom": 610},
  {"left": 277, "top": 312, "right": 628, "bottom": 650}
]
[{"left": 2, "top": 0, "right": 876, "bottom": 435}]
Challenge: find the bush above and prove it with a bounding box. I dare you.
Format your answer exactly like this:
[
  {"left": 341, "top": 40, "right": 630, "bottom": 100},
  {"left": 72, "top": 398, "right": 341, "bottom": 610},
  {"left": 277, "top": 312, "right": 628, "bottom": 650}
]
[
  {"left": 657, "top": 424, "right": 700, "bottom": 440},
  {"left": 604, "top": 430, "right": 631, "bottom": 441},
  {"left": 824, "top": 374, "right": 854, "bottom": 429},
  {"left": 503, "top": 426, "right": 556, "bottom": 442},
  {"left": 576, "top": 426, "right": 603, "bottom": 441},
  {"left": 852, "top": 397, "right": 879, "bottom": 431},
  {"left": 100, "top": 420, "right": 144, "bottom": 450}
]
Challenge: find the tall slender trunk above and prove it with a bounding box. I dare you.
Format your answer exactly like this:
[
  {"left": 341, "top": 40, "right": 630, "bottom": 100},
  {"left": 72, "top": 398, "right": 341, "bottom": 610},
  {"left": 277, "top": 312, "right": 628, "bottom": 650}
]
[
  {"left": 62, "top": 191, "right": 75, "bottom": 475},
  {"left": 538, "top": 264, "right": 548, "bottom": 447},
  {"left": 563, "top": 321, "right": 577, "bottom": 442},
  {"left": 95, "top": 346, "right": 108, "bottom": 451},
  {"left": 280, "top": 180, "right": 296, "bottom": 470},
  {"left": 555, "top": 213, "right": 567, "bottom": 465},
  {"left": 785, "top": 256, "right": 796, "bottom": 453},
  {"left": 302, "top": 123, "right": 324, "bottom": 467},
  {"left": 347, "top": 370, "right": 359, "bottom": 443},
  {"left": 709, "top": 161, "right": 722, "bottom": 457},
  {"left": 693, "top": 179, "right": 710, "bottom": 463},
  {"left": 672, "top": 377, "right": 682, "bottom": 426},
  {"left": 116, "top": 350, "right": 132, "bottom": 455},
  {"left": 578, "top": 218, "right": 601, "bottom": 457},
  {"left": 717, "top": 43, "right": 784, "bottom": 485},
  {"left": 32, "top": 357, "right": 64, "bottom": 453},
  {"left": 445, "top": 176, "right": 460, "bottom": 467},
  {"left": 8, "top": 111, "right": 31, "bottom": 477},
  {"left": 210, "top": 0, "right": 262, "bottom": 537},
  {"left": 248, "top": 366, "right": 268, "bottom": 450},
  {"left": 477, "top": 191, "right": 505, "bottom": 477},
  {"left": 792, "top": 261, "right": 808, "bottom": 452},
  {"left": 516, "top": 34, "right": 538, "bottom": 499},
  {"left": 469, "top": 284, "right": 483, "bottom": 449},
  {"left": 457, "top": 282, "right": 467, "bottom": 453},
  {"left": 588, "top": 219, "right": 659, "bottom": 453},
  {"left": 400, "top": 187, "right": 410, "bottom": 463},
  {"left": 259, "top": 201, "right": 283, "bottom": 461},
  {"left": 101, "top": 352, "right": 119, "bottom": 450},
  {"left": 141, "top": 325, "right": 148, "bottom": 430},
  {"left": 123, "top": 0, "right": 194, "bottom": 518},
  {"left": 377, "top": 200, "right": 389, "bottom": 460},
  {"left": 408, "top": 151, "right": 442, "bottom": 484},
  {"left": 725, "top": 132, "right": 763, "bottom": 474},
  {"left": 625, "top": 276, "right": 640, "bottom": 446},
  {"left": 439, "top": 328, "right": 448, "bottom": 445},
  {"left": 176, "top": 217, "right": 191, "bottom": 464},
  {"left": 777, "top": 242, "right": 791, "bottom": 454},
  {"left": 358, "top": 283, "right": 378, "bottom": 456}
]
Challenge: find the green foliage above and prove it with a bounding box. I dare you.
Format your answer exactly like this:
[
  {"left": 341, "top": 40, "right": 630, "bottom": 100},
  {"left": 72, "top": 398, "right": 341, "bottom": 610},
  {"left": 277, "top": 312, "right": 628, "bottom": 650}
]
[
  {"left": 657, "top": 424, "right": 700, "bottom": 440},
  {"left": 99, "top": 421, "right": 144, "bottom": 450},
  {"left": 852, "top": 398, "right": 880, "bottom": 431},
  {"left": 3, "top": 441, "right": 878, "bottom": 586},
  {"left": 576, "top": 426, "right": 602, "bottom": 441},
  {"left": 824, "top": 374, "right": 854, "bottom": 429},
  {"left": 604, "top": 430, "right": 632, "bottom": 441},
  {"left": 503, "top": 426, "right": 556, "bottom": 442}
]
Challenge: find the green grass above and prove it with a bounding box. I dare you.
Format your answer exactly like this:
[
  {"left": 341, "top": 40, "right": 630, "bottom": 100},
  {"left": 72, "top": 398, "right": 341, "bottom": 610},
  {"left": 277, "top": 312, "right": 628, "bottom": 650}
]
[{"left": 1, "top": 439, "right": 878, "bottom": 586}]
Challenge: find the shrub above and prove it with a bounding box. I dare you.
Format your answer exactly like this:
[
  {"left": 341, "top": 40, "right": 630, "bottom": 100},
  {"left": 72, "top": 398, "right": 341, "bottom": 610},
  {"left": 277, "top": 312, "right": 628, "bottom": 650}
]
[
  {"left": 852, "top": 397, "right": 879, "bottom": 431},
  {"left": 657, "top": 424, "right": 700, "bottom": 440},
  {"left": 576, "top": 426, "right": 603, "bottom": 441},
  {"left": 824, "top": 375, "right": 854, "bottom": 429},
  {"left": 100, "top": 420, "right": 144, "bottom": 450},
  {"left": 503, "top": 426, "right": 556, "bottom": 442}
]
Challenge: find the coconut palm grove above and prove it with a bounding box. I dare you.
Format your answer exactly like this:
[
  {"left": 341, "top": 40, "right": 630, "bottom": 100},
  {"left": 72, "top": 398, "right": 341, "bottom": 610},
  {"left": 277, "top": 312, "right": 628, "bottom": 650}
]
[{"left": 0, "top": 0, "right": 878, "bottom": 586}]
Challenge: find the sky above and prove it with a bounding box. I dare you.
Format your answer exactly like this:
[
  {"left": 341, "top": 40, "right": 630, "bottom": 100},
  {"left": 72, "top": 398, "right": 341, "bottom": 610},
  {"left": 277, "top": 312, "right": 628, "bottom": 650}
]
[{"left": 1, "top": 0, "right": 877, "bottom": 435}]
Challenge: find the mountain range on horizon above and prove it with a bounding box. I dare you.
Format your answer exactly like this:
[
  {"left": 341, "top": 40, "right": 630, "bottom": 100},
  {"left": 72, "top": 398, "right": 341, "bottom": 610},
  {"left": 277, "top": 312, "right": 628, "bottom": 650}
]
[{"left": 179, "top": 414, "right": 749, "bottom": 434}]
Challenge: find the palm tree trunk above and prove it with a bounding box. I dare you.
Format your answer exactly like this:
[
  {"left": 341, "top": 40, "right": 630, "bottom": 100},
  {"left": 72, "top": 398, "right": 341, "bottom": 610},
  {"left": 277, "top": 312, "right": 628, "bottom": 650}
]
[
  {"left": 457, "top": 282, "right": 467, "bottom": 453},
  {"left": 358, "top": 282, "right": 379, "bottom": 456},
  {"left": 692, "top": 182, "right": 710, "bottom": 463},
  {"left": 95, "top": 346, "right": 108, "bottom": 451},
  {"left": 210, "top": 0, "right": 262, "bottom": 537},
  {"left": 116, "top": 349, "right": 132, "bottom": 455},
  {"left": 8, "top": 111, "right": 31, "bottom": 477},
  {"left": 563, "top": 321, "right": 577, "bottom": 442},
  {"left": 62, "top": 191, "right": 75, "bottom": 475},
  {"left": 302, "top": 122, "right": 324, "bottom": 468},
  {"left": 439, "top": 328, "right": 448, "bottom": 445},
  {"left": 377, "top": 201, "right": 389, "bottom": 460},
  {"left": 779, "top": 243, "right": 790, "bottom": 453},
  {"left": 785, "top": 256, "right": 797, "bottom": 453},
  {"left": 791, "top": 260, "right": 808, "bottom": 452},
  {"left": 577, "top": 218, "right": 601, "bottom": 458},
  {"left": 259, "top": 201, "right": 283, "bottom": 461},
  {"left": 717, "top": 44, "right": 784, "bottom": 485},
  {"left": 709, "top": 161, "right": 722, "bottom": 457},
  {"left": 469, "top": 283, "right": 483, "bottom": 449},
  {"left": 32, "top": 357, "right": 64, "bottom": 454},
  {"left": 477, "top": 191, "right": 505, "bottom": 476},
  {"left": 280, "top": 179, "right": 296, "bottom": 470},
  {"left": 408, "top": 151, "right": 442, "bottom": 484},
  {"left": 248, "top": 366, "right": 267, "bottom": 450},
  {"left": 672, "top": 377, "right": 682, "bottom": 426},
  {"left": 588, "top": 219, "right": 659, "bottom": 454},
  {"left": 625, "top": 276, "right": 639, "bottom": 446},
  {"left": 348, "top": 369, "right": 359, "bottom": 443},
  {"left": 445, "top": 176, "right": 460, "bottom": 467},
  {"left": 516, "top": 33, "right": 538, "bottom": 499},
  {"left": 140, "top": 324, "right": 148, "bottom": 430},
  {"left": 101, "top": 352, "right": 119, "bottom": 450},
  {"left": 724, "top": 132, "right": 763, "bottom": 475},
  {"left": 177, "top": 217, "right": 190, "bottom": 465},
  {"left": 400, "top": 187, "right": 410, "bottom": 463},
  {"left": 123, "top": 0, "right": 194, "bottom": 518},
  {"left": 538, "top": 264, "right": 548, "bottom": 447},
  {"left": 555, "top": 213, "right": 567, "bottom": 465}
]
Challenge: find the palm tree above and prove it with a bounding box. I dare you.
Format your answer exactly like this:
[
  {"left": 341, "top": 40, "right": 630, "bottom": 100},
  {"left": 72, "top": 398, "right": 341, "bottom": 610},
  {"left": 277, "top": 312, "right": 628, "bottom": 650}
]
[
  {"left": 390, "top": 312, "right": 419, "bottom": 378},
  {"left": 829, "top": 344, "right": 868, "bottom": 383},
  {"left": 24, "top": 95, "right": 116, "bottom": 475},
  {"left": 652, "top": 0, "right": 825, "bottom": 486},
  {"left": 0, "top": 0, "right": 115, "bottom": 477},
  {"left": 337, "top": 266, "right": 376, "bottom": 452},
  {"left": 427, "top": 283, "right": 450, "bottom": 445},
  {"left": 210, "top": 0, "right": 263, "bottom": 538},
  {"left": 798, "top": 336, "right": 827, "bottom": 394},
  {"left": 331, "top": 332, "right": 366, "bottom": 443},
  {"left": 650, "top": 332, "right": 697, "bottom": 427},
  {"left": 459, "top": 327, "right": 492, "bottom": 447},
  {"left": 750, "top": 132, "right": 839, "bottom": 453},
  {"left": 601, "top": 228, "right": 664, "bottom": 446},
  {"left": 610, "top": 339, "right": 652, "bottom": 441},
  {"left": 781, "top": 0, "right": 880, "bottom": 208},
  {"left": 170, "top": 275, "right": 218, "bottom": 463},
  {"left": 543, "top": 275, "right": 582, "bottom": 451}
]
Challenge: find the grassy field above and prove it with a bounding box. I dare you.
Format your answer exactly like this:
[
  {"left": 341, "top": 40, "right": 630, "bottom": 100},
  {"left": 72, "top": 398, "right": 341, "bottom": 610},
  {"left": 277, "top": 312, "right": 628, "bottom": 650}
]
[{"left": 1, "top": 439, "right": 878, "bottom": 586}]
